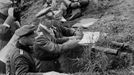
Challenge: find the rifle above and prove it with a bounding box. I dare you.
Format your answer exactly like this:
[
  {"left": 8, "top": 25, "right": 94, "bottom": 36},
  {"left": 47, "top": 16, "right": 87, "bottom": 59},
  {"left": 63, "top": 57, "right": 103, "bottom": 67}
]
[
  {"left": 110, "top": 41, "right": 133, "bottom": 53},
  {"left": 91, "top": 46, "right": 118, "bottom": 54},
  {"left": 91, "top": 41, "right": 134, "bottom": 55}
]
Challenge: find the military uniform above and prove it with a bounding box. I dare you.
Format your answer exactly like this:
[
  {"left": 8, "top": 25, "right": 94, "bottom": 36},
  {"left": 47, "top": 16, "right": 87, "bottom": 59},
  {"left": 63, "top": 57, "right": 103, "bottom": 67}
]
[
  {"left": 41, "top": 20, "right": 82, "bottom": 43},
  {"left": 33, "top": 20, "right": 81, "bottom": 72},
  {"left": 0, "top": 15, "right": 19, "bottom": 74},
  {"left": 6, "top": 25, "right": 45, "bottom": 75},
  {"left": 0, "top": 16, "right": 19, "bottom": 50},
  {"left": 0, "top": 5, "right": 11, "bottom": 74},
  {"left": 6, "top": 42, "right": 37, "bottom": 75},
  {"left": 51, "top": 20, "right": 77, "bottom": 43},
  {"left": 34, "top": 34, "right": 80, "bottom": 72}
]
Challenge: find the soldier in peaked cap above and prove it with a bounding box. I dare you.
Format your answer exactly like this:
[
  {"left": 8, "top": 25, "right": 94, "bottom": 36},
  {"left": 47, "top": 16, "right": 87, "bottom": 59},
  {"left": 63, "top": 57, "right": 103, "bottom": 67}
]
[
  {"left": 33, "top": 17, "right": 83, "bottom": 72},
  {"left": 6, "top": 25, "right": 38, "bottom": 75},
  {"left": 6, "top": 25, "right": 70, "bottom": 75},
  {"left": 36, "top": 0, "right": 89, "bottom": 21}
]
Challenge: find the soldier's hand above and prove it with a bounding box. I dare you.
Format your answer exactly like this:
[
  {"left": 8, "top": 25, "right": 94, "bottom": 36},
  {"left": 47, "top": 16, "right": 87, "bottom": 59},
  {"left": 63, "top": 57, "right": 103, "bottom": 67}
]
[
  {"left": 69, "top": 36, "right": 76, "bottom": 40},
  {"left": 8, "top": 7, "right": 14, "bottom": 17},
  {"left": 75, "top": 28, "right": 83, "bottom": 40},
  {"left": 64, "top": 39, "right": 80, "bottom": 47},
  {"left": 68, "top": 39, "right": 80, "bottom": 43}
]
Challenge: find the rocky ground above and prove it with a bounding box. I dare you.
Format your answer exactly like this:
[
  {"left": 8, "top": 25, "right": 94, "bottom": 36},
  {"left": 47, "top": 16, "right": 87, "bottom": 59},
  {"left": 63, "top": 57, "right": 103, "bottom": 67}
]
[{"left": 20, "top": 0, "right": 134, "bottom": 75}]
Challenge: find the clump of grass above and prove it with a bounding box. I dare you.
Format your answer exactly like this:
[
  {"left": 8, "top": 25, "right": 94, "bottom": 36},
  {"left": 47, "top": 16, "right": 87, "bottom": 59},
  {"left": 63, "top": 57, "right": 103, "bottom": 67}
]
[
  {"left": 75, "top": 45, "right": 108, "bottom": 73},
  {"left": 71, "top": 46, "right": 133, "bottom": 75}
]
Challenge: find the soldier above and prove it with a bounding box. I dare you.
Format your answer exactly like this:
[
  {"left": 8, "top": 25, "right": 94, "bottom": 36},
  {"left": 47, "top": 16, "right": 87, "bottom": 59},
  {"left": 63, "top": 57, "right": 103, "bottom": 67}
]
[
  {"left": 6, "top": 25, "right": 37, "bottom": 75},
  {"left": 0, "top": 7, "right": 20, "bottom": 74},
  {"left": 61, "top": 0, "right": 89, "bottom": 20},
  {"left": 33, "top": 18, "right": 82, "bottom": 72},
  {"left": 36, "top": 0, "right": 89, "bottom": 21},
  {"left": 0, "top": 2, "right": 11, "bottom": 73},
  {"left": 6, "top": 25, "right": 68, "bottom": 75},
  {"left": 0, "top": 7, "right": 20, "bottom": 50}
]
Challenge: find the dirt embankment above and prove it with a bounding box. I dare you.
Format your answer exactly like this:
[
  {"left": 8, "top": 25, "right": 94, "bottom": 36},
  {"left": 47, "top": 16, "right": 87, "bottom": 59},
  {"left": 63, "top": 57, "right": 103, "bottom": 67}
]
[{"left": 20, "top": 0, "right": 134, "bottom": 75}]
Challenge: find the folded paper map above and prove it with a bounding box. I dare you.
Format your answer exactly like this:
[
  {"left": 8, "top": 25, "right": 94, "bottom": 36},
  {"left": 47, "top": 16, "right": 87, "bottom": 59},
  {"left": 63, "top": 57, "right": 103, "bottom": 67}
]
[{"left": 79, "top": 31, "right": 107, "bottom": 44}]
